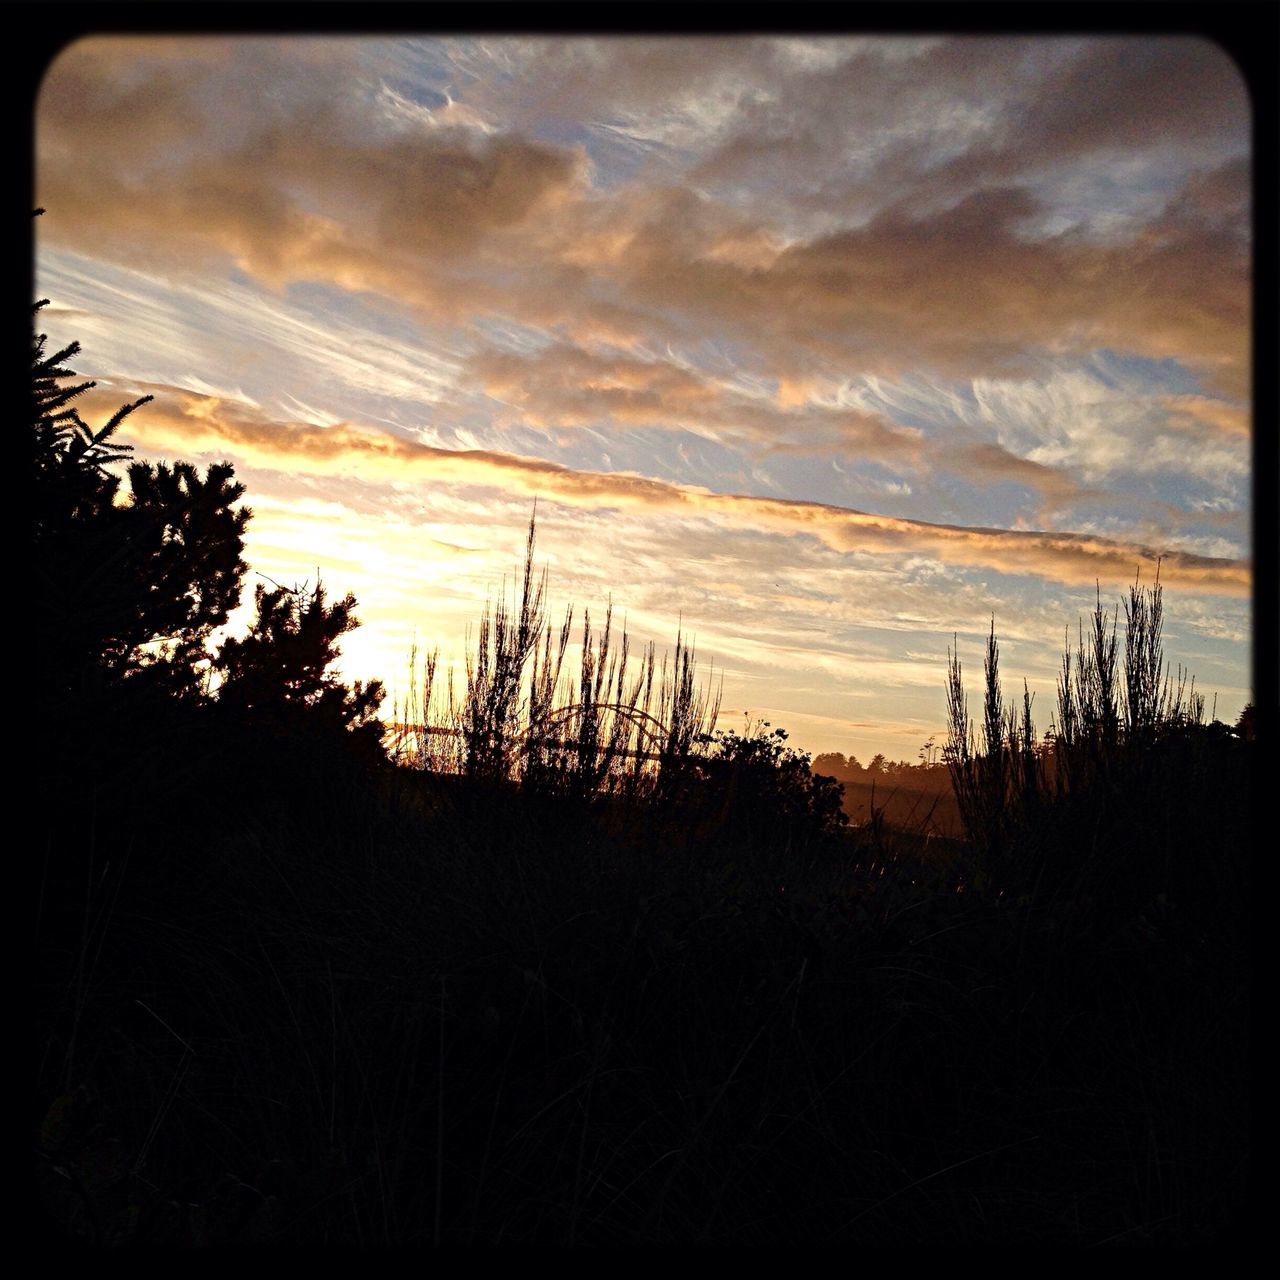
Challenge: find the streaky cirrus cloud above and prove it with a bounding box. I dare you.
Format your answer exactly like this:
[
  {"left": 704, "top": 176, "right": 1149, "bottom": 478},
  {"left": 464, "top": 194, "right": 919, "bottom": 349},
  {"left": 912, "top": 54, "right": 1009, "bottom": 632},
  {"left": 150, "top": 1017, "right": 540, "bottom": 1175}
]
[
  {"left": 38, "top": 36, "right": 1250, "bottom": 399},
  {"left": 85, "top": 381, "right": 1250, "bottom": 599},
  {"left": 465, "top": 340, "right": 925, "bottom": 457}
]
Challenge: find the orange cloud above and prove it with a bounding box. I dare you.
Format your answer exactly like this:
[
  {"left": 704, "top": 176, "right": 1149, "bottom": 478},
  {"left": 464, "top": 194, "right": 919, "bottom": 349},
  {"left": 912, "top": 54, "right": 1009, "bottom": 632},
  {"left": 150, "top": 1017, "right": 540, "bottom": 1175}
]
[
  {"left": 464, "top": 341, "right": 921, "bottom": 459},
  {"left": 37, "top": 38, "right": 585, "bottom": 318},
  {"left": 36, "top": 37, "right": 1250, "bottom": 399},
  {"left": 609, "top": 183, "right": 1250, "bottom": 396},
  {"left": 87, "top": 383, "right": 1250, "bottom": 598},
  {"left": 1160, "top": 394, "right": 1251, "bottom": 438},
  {"left": 951, "top": 441, "right": 1096, "bottom": 513}
]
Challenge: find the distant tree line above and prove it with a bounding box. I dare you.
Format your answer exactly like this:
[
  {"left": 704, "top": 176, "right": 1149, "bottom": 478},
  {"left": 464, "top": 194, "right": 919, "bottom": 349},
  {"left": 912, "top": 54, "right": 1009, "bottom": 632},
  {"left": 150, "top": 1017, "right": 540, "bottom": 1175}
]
[{"left": 810, "top": 750, "right": 950, "bottom": 784}]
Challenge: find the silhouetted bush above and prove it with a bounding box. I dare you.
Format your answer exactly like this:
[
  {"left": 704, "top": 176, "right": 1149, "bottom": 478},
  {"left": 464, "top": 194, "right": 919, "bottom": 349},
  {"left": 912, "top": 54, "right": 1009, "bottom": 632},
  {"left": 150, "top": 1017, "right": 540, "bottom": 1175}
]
[
  {"left": 692, "top": 720, "right": 848, "bottom": 854},
  {"left": 214, "top": 578, "right": 386, "bottom": 788},
  {"left": 944, "top": 575, "right": 1249, "bottom": 922}
]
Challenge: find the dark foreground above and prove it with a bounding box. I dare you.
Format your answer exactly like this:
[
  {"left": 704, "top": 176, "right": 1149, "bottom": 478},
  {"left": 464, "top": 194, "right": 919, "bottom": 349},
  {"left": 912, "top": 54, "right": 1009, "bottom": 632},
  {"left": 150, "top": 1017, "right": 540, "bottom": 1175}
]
[{"left": 34, "top": 742, "right": 1252, "bottom": 1247}]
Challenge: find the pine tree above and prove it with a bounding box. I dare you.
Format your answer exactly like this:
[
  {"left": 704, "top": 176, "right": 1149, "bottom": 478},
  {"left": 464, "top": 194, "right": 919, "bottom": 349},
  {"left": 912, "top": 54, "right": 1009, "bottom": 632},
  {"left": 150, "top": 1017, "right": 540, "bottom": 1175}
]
[
  {"left": 31, "top": 298, "right": 250, "bottom": 725},
  {"left": 31, "top": 231, "right": 386, "bottom": 806},
  {"left": 215, "top": 579, "right": 385, "bottom": 759}
]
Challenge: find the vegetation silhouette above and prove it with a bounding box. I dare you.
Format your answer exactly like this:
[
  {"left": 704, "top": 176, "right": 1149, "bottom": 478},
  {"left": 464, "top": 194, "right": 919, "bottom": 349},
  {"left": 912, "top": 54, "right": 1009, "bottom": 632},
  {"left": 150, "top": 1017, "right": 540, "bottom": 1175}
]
[
  {"left": 32, "top": 298, "right": 246, "bottom": 725},
  {"left": 214, "top": 577, "right": 387, "bottom": 791},
  {"left": 398, "top": 516, "right": 720, "bottom": 805},
  {"left": 944, "top": 577, "right": 1250, "bottom": 927},
  {"left": 33, "top": 270, "right": 1251, "bottom": 1246}
]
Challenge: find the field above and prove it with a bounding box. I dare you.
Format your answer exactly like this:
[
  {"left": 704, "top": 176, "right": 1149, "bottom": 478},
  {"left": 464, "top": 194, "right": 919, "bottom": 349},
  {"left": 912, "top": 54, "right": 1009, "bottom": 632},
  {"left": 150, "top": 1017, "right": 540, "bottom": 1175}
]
[{"left": 34, "top": 660, "right": 1253, "bottom": 1245}]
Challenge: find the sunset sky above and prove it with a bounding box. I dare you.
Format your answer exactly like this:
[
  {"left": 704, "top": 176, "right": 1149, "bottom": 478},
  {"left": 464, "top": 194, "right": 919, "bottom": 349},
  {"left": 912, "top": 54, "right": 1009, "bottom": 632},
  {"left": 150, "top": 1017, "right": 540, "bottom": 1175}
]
[{"left": 34, "top": 34, "right": 1252, "bottom": 762}]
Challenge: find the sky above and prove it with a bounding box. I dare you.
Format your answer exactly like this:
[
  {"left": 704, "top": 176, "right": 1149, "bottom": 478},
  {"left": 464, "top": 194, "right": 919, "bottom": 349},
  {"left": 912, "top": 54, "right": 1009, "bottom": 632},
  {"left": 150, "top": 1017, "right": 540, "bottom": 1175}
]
[{"left": 34, "top": 34, "right": 1252, "bottom": 763}]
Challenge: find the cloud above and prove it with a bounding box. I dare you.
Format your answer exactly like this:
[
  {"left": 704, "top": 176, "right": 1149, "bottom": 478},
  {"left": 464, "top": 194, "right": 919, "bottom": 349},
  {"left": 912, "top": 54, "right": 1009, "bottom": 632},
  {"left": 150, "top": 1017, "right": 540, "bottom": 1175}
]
[
  {"left": 1159, "top": 393, "right": 1250, "bottom": 439},
  {"left": 84, "top": 381, "right": 1250, "bottom": 599},
  {"left": 691, "top": 37, "right": 1247, "bottom": 221},
  {"left": 950, "top": 441, "right": 1096, "bottom": 513},
  {"left": 963, "top": 364, "right": 1251, "bottom": 491},
  {"left": 457, "top": 36, "right": 810, "bottom": 144},
  {"left": 465, "top": 340, "right": 922, "bottom": 458},
  {"left": 37, "top": 36, "right": 1250, "bottom": 402},
  {"left": 1010, "top": 37, "right": 1246, "bottom": 164},
  {"left": 468, "top": 342, "right": 719, "bottom": 423},
  {"left": 704, "top": 183, "right": 1247, "bottom": 392},
  {"left": 38, "top": 38, "right": 587, "bottom": 317},
  {"left": 37, "top": 247, "right": 465, "bottom": 417}
]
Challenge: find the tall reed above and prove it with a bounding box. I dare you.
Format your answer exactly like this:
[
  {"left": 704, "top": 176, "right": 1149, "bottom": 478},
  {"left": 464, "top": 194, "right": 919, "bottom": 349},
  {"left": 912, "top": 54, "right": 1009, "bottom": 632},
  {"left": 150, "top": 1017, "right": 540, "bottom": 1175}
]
[
  {"left": 944, "top": 573, "right": 1207, "bottom": 866},
  {"left": 395, "top": 515, "right": 722, "bottom": 809}
]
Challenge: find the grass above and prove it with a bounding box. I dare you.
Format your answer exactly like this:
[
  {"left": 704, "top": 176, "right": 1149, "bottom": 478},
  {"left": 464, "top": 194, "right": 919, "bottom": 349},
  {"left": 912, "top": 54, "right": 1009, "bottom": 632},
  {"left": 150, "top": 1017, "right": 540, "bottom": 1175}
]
[
  {"left": 392, "top": 516, "right": 722, "bottom": 811},
  {"left": 36, "top": 768, "right": 1250, "bottom": 1245},
  {"left": 33, "top": 537, "right": 1253, "bottom": 1247}
]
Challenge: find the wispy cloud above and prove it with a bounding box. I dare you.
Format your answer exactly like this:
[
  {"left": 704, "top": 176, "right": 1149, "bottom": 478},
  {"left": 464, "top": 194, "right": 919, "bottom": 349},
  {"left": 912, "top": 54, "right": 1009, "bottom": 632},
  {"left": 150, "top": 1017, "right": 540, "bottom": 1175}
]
[
  {"left": 93, "top": 383, "right": 1249, "bottom": 598},
  {"left": 39, "top": 37, "right": 1250, "bottom": 397}
]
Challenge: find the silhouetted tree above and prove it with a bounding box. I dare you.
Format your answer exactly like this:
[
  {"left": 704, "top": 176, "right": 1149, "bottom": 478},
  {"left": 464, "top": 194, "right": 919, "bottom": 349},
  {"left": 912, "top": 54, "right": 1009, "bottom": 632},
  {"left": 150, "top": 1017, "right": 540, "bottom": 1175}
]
[
  {"left": 216, "top": 579, "right": 385, "bottom": 762},
  {"left": 30, "top": 265, "right": 384, "bottom": 819},
  {"left": 30, "top": 300, "right": 252, "bottom": 833},
  {"left": 812, "top": 751, "right": 852, "bottom": 778},
  {"left": 32, "top": 298, "right": 249, "bottom": 714},
  {"left": 1234, "top": 702, "right": 1255, "bottom": 741}
]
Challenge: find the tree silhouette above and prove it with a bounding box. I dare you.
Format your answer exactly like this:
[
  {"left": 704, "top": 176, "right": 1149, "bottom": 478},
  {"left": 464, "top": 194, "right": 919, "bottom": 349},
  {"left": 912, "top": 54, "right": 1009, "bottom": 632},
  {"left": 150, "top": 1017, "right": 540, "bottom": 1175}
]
[
  {"left": 1234, "top": 702, "right": 1255, "bottom": 741},
  {"left": 32, "top": 298, "right": 249, "bottom": 710},
  {"left": 209, "top": 583, "right": 384, "bottom": 798},
  {"left": 30, "top": 264, "right": 384, "bottom": 809},
  {"left": 217, "top": 576, "right": 384, "bottom": 737}
]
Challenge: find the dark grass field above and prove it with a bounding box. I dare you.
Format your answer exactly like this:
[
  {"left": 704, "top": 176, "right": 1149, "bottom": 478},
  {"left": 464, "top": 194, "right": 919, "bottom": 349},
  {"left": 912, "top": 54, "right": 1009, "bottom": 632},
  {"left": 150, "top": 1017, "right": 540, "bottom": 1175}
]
[
  {"left": 838, "top": 776, "right": 964, "bottom": 841},
  {"left": 33, "top": 725, "right": 1253, "bottom": 1247}
]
